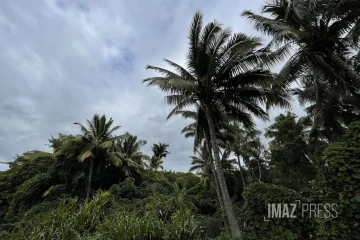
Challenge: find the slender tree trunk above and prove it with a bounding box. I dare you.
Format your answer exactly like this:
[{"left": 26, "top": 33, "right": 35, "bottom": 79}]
[
  {"left": 204, "top": 103, "right": 242, "bottom": 239},
  {"left": 204, "top": 133, "right": 228, "bottom": 232},
  {"left": 236, "top": 155, "right": 247, "bottom": 190},
  {"left": 212, "top": 168, "right": 229, "bottom": 232},
  {"left": 257, "top": 157, "right": 262, "bottom": 182},
  {"left": 211, "top": 155, "right": 224, "bottom": 207},
  {"left": 85, "top": 158, "right": 94, "bottom": 202},
  {"left": 204, "top": 134, "right": 223, "bottom": 205},
  {"left": 213, "top": 172, "right": 223, "bottom": 207}
]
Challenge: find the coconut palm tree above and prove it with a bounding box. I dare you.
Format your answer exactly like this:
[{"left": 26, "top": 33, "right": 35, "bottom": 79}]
[
  {"left": 190, "top": 143, "right": 212, "bottom": 177},
  {"left": 177, "top": 102, "right": 242, "bottom": 152},
  {"left": 151, "top": 143, "right": 170, "bottom": 159},
  {"left": 59, "top": 114, "right": 121, "bottom": 202},
  {"left": 242, "top": 0, "right": 360, "bottom": 102},
  {"left": 145, "top": 155, "right": 164, "bottom": 171},
  {"left": 292, "top": 74, "right": 360, "bottom": 142},
  {"left": 190, "top": 143, "right": 236, "bottom": 187},
  {"left": 115, "top": 133, "right": 147, "bottom": 182},
  {"left": 143, "top": 11, "right": 290, "bottom": 238},
  {"left": 225, "top": 124, "right": 262, "bottom": 189}
]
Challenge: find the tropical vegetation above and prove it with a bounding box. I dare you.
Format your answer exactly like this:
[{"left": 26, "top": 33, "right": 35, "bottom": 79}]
[{"left": 1, "top": 1, "right": 360, "bottom": 239}]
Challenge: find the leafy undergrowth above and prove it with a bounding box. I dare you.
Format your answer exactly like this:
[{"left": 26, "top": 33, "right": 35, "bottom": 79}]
[{"left": 5, "top": 191, "right": 206, "bottom": 240}]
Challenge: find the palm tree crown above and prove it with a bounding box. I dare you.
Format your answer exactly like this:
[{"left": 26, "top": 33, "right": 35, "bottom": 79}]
[
  {"left": 151, "top": 143, "right": 170, "bottom": 159},
  {"left": 115, "top": 133, "right": 147, "bottom": 179},
  {"left": 243, "top": 0, "right": 360, "bottom": 99}
]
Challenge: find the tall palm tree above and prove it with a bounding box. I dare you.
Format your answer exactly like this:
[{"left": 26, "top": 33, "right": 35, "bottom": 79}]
[
  {"left": 143, "top": 11, "right": 290, "bottom": 238},
  {"left": 242, "top": 0, "right": 360, "bottom": 102},
  {"left": 59, "top": 114, "right": 121, "bottom": 202},
  {"left": 151, "top": 143, "right": 170, "bottom": 159},
  {"left": 115, "top": 133, "right": 147, "bottom": 182}
]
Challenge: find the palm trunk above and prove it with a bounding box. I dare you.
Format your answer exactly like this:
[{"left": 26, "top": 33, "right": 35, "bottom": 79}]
[
  {"left": 213, "top": 172, "right": 223, "bottom": 207},
  {"left": 204, "top": 103, "right": 242, "bottom": 239},
  {"left": 236, "top": 155, "right": 246, "bottom": 190},
  {"left": 204, "top": 133, "right": 224, "bottom": 206},
  {"left": 257, "top": 157, "right": 262, "bottom": 182},
  {"left": 204, "top": 135, "right": 228, "bottom": 231},
  {"left": 212, "top": 167, "right": 229, "bottom": 232},
  {"left": 85, "top": 158, "right": 94, "bottom": 202},
  {"left": 211, "top": 155, "right": 224, "bottom": 207}
]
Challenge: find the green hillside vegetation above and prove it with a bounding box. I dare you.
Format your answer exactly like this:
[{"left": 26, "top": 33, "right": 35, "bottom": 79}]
[{"left": 1, "top": 0, "right": 360, "bottom": 239}]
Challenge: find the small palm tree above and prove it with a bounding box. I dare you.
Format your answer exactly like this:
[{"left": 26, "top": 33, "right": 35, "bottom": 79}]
[
  {"left": 151, "top": 143, "right": 170, "bottom": 159},
  {"left": 225, "top": 124, "right": 263, "bottom": 188},
  {"left": 189, "top": 143, "right": 212, "bottom": 178},
  {"left": 177, "top": 102, "right": 239, "bottom": 152},
  {"left": 115, "top": 133, "right": 147, "bottom": 182},
  {"left": 146, "top": 156, "right": 164, "bottom": 171},
  {"left": 59, "top": 114, "right": 121, "bottom": 202},
  {"left": 166, "top": 181, "right": 197, "bottom": 212}
]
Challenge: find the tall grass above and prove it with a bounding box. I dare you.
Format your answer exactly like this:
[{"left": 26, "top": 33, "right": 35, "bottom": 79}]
[{"left": 10, "top": 191, "right": 200, "bottom": 240}]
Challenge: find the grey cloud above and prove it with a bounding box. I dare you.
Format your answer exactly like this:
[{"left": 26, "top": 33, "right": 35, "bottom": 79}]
[{"left": 0, "top": 0, "right": 303, "bottom": 173}]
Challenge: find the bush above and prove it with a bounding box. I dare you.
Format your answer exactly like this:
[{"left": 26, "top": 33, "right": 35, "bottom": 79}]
[
  {"left": 5, "top": 173, "right": 52, "bottom": 220},
  {"left": 241, "top": 182, "right": 313, "bottom": 239},
  {"left": 0, "top": 230, "right": 11, "bottom": 240},
  {"left": 196, "top": 213, "right": 226, "bottom": 239},
  {"left": 313, "top": 121, "right": 360, "bottom": 239},
  {"left": 11, "top": 191, "right": 112, "bottom": 239}
]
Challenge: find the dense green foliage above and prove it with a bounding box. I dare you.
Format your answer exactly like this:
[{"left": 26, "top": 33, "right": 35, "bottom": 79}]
[
  {"left": 1, "top": 0, "right": 360, "bottom": 239},
  {"left": 1, "top": 119, "right": 359, "bottom": 240},
  {"left": 242, "top": 183, "right": 312, "bottom": 240},
  {"left": 8, "top": 192, "right": 199, "bottom": 240},
  {"left": 265, "top": 112, "right": 316, "bottom": 191},
  {"left": 313, "top": 121, "right": 360, "bottom": 239}
]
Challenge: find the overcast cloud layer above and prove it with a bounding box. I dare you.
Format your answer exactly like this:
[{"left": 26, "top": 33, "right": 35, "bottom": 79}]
[{"left": 0, "top": 0, "right": 304, "bottom": 172}]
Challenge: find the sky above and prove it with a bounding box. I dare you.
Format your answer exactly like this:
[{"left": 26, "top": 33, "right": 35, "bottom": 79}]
[{"left": 0, "top": 0, "right": 304, "bottom": 172}]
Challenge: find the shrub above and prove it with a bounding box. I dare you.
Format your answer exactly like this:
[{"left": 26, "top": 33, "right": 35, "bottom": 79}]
[
  {"left": 5, "top": 173, "right": 52, "bottom": 220},
  {"left": 10, "top": 191, "right": 201, "bottom": 240},
  {"left": 241, "top": 182, "right": 313, "bottom": 239},
  {"left": 11, "top": 191, "right": 112, "bottom": 239},
  {"left": 313, "top": 121, "right": 360, "bottom": 239},
  {"left": 93, "top": 211, "right": 166, "bottom": 240},
  {"left": 165, "top": 209, "right": 199, "bottom": 240}
]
